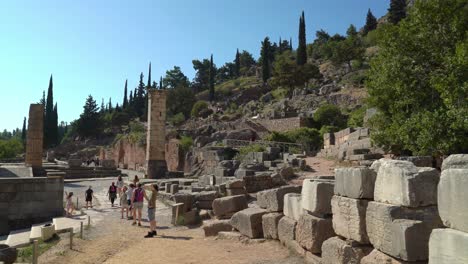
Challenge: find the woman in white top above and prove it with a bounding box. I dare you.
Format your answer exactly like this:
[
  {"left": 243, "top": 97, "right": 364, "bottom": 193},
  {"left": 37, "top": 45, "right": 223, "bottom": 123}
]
[{"left": 116, "top": 175, "right": 124, "bottom": 198}]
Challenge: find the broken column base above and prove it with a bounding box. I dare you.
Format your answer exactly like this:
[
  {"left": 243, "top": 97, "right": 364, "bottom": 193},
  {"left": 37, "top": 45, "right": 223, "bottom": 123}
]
[{"left": 146, "top": 160, "right": 168, "bottom": 179}]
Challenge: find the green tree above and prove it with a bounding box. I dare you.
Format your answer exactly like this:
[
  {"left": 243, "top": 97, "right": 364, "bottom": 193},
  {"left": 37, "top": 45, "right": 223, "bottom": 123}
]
[
  {"left": 313, "top": 104, "right": 347, "bottom": 128},
  {"left": 329, "top": 36, "right": 365, "bottom": 69},
  {"left": 76, "top": 95, "right": 102, "bottom": 138},
  {"left": 135, "top": 72, "right": 146, "bottom": 118},
  {"left": 209, "top": 54, "right": 215, "bottom": 102},
  {"left": 44, "top": 75, "right": 57, "bottom": 147},
  {"left": 0, "top": 139, "right": 23, "bottom": 159},
  {"left": 297, "top": 11, "right": 307, "bottom": 65},
  {"left": 234, "top": 49, "right": 240, "bottom": 77},
  {"left": 363, "top": 9, "right": 378, "bottom": 35},
  {"left": 167, "top": 86, "right": 196, "bottom": 119},
  {"left": 367, "top": 0, "right": 468, "bottom": 155},
  {"left": 192, "top": 59, "right": 211, "bottom": 92},
  {"left": 147, "top": 62, "right": 152, "bottom": 87},
  {"left": 163, "top": 66, "right": 189, "bottom": 89},
  {"left": 239, "top": 50, "right": 256, "bottom": 75},
  {"left": 122, "top": 79, "right": 128, "bottom": 109},
  {"left": 346, "top": 24, "right": 358, "bottom": 37},
  {"left": 191, "top": 101, "right": 209, "bottom": 117},
  {"left": 261, "top": 37, "right": 272, "bottom": 82},
  {"left": 388, "top": 0, "right": 407, "bottom": 24}
]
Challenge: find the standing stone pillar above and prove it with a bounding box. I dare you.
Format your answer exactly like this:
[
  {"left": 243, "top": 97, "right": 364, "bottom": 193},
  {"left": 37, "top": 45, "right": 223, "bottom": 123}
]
[
  {"left": 146, "top": 89, "right": 168, "bottom": 179},
  {"left": 25, "top": 104, "right": 44, "bottom": 168}
]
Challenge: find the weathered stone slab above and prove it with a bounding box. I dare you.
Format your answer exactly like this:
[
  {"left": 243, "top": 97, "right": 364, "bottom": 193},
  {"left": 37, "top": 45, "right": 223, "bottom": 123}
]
[
  {"left": 235, "top": 168, "right": 255, "bottom": 178},
  {"left": 441, "top": 154, "right": 468, "bottom": 170},
  {"left": 203, "top": 220, "right": 232, "bottom": 236},
  {"left": 429, "top": 228, "right": 468, "bottom": 264},
  {"left": 334, "top": 167, "right": 376, "bottom": 199},
  {"left": 262, "top": 212, "right": 283, "bottom": 240},
  {"left": 170, "top": 184, "right": 179, "bottom": 194},
  {"left": 361, "top": 249, "right": 426, "bottom": 264},
  {"left": 226, "top": 188, "right": 247, "bottom": 196},
  {"left": 257, "top": 185, "right": 302, "bottom": 212},
  {"left": 366, "top": 201, "right": 442, "bottom": 261},
  {"left": 374, "top": 159, "right": 439, "bottom": 207},
  {"left": 331, "top": 195, "right": 369, "bottom": 243},
  {"left": 230, "top": 208, "right": 267, "bottom": 238},
  {"left": 225, "top": 179, "right": 245, "bottom": 189},
  {"left": 278, "top": 216, "right": 297, "bottom": 244},
  {"left": 172, "top": 193, "right": 194, "bottom": 213},
  {"left": 321, "top": 236, "right": 372, "bottom": 264},
  {"left": 296, "top": 214, "right": 335, "bottom": 254},
  {"left": 212, "top": 195, "right": 248, "bottom": 219},
  {"left": 283, "top": 193, "right": 303, "bottom": 221},
  {"left": 301, "top": 179, "right": 334, "bottom": 216},
  {"left": 438, "top": 168, "right": 468, "bottom": 233}
]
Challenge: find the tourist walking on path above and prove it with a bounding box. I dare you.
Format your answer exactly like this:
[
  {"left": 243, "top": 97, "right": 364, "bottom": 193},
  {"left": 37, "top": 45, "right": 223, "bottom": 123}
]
[
  {"left": 144, "top": 184, "right": 159, "bottom": 238},
  {"left": 127, "top": 183, "right": 135, "bottom": 220},
  {"left": 107, "top": 182, "right": 118, "bottom": 207},
  {"left": 131, "top": 183, "right": 145, "bottom": 226},
  {"left": 120, "top": 186, "right": 129, "bottom": 219},
  {"left": 133, "top": 175, "right": 139, "bottom": 185},
  {"left": 85, "top": 186, "right": 94, "bottom": 209},
  {"left": 65, "top": 191, "right": 74, "bottom": 217},
  {"left": 116, "top": 176, "right": 124, "bottom": 199}
]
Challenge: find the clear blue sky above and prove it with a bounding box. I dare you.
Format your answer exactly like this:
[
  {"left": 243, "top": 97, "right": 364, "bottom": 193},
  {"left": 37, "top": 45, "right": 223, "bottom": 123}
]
[{"left": 0, "top": 0, "right": 389, "bottom": 131}]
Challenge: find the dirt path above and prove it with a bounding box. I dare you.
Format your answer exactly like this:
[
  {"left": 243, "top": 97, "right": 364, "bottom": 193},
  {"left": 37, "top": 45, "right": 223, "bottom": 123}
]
[{"left": 39, "top": 180, "right": 304, "bottom": 264}]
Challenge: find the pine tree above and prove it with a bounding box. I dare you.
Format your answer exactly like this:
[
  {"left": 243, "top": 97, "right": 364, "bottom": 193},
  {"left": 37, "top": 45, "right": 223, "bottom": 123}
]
[
  {"left": 152, "top": 81, "right": 157, "bottom": 89},
  {"left": 108, "top": 98, "right": 113, "bottom": 112},
  {"left": 347, "top": 24, "right": 358, "bottom": 37},
  {"left": 21, "top": 117, "right": 26, "bottom": 144},
  {"left": 363, "top": 9, "right": 378, "bottom": 35},
  {"left": 289, "top": 37, "right": 293, "bottom": 50},
  {"left": 39, "top": 91, "right": 46, "bottom": 108},
  {"left": 278, "top": 37, "right": 283, "bottom": 53},
  {"left": 147, "top": 62, "right": 152, "bottom": 88},
  {"left": 122, "top": 79, "right": 128, "bottom": 109},
  {"left": 209, "top": 54, "right": 215, "bottom": 102},
  {"left": 388, "top": 0, "right": 407, "bottom": 24},
  {"left": 261, "top": 37, "right": 272, "bottom": 83},
  {"left": 234, "top": 49, "right": 240, "bottom": 77},
  {"left": 297, "top": 11, "right": 307, "bottom": 65},
  {"left": 100, "top": 98, "right": 105, "bottom": 113}
]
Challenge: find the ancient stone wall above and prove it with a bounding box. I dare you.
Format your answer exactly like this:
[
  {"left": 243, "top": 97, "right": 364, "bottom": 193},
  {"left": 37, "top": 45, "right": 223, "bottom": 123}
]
[
  {"left": 146, "top": 90, "right": 168, "bottom": 178},
  {"left": 112, "top": 139, "right": 146, "bottom": 171},
  {"left": 25, "top": 104, "right": 44, "bottom": 168},
  {"left": 0, "top": 176, "right": 64, "bottom": 236},
  {"left": 256, "top": 117, "right": 307, "bottom": 133},
  {"left": 165, "top": 139, "right": 184, "bottom": 172}
]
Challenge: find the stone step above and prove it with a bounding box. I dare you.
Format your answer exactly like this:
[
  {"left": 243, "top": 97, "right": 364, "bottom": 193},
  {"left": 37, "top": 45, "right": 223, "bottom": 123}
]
[
  {"left": 6, "top": 228, "right": 32, "bottom": 248},
  {"left": 53, "top": 215, "right": 88, "bottom": 233}
]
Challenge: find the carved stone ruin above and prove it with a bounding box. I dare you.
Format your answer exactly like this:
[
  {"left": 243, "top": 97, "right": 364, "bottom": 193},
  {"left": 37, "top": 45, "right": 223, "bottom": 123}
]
[
  {"left": 146, "top": 89, "right": 168, "bottom": 178},
  {"left": 25, "top": 104, "right": 44, "bottom": 168}
]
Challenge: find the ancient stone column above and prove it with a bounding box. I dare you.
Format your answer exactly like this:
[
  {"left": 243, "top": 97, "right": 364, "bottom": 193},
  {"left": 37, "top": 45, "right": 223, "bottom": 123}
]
[
  {"left": 25, "top": 104, "right": 44, "bottom": 168},
  {"left": 146, "top": 89, "right": 168, "bottom": 178}
]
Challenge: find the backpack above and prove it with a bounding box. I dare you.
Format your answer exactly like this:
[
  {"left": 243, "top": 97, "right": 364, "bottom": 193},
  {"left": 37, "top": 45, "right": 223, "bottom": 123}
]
[{"left": 134, "top": 188, "right": 144, "bottom": 202}]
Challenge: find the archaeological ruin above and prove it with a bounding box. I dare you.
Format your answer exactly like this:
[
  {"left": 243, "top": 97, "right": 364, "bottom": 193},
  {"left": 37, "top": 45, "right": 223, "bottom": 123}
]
[{"left": 146, "top": 89, "right": 168, "bottom": 178}]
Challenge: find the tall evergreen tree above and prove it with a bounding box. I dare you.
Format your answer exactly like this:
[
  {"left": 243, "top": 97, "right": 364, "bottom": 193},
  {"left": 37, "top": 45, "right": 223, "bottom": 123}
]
[
  {"left": 297, "top": 11, "right": 307, "bottom": 65},
  {"left": 278, "top": 37, "right": 283, "bottom": 53},
  {"left": 261, "top": 37, "right": 272, "bottom": 83},
  {"left": 152, "top": 81, "right": 157, "bottom": 89},
  {"left": 234, "top": 49, "right": 240, "bottom": 77},
  {"left": 363, "top": 9, "right": 378, "bottom": 35},
  {"left": 52, "top": 103, "right": 58, "bottom": 145},
  {"left": 44, "top": 75, "right": 56, "bottom": 147},
  {"left": 21, "top": 117, "right": 26, "bottom": 144},
  {"left": 147, "top": 62, "right": 152, "bottom": 88},
  {"left": 209, "top": 54, "right": 215, "bottom": 102},
  {"left": 122, "top": 79, "right": 128, "bottom": 109},
  {"left": 128, "top": 92, "right": 133, "bottom": 108},
  {"left": 76, "top": 95, "right": 101, "bottom": 138},
  {"left": 159, "top": 76, "right": 163, "bottom": 90},
  {"left": 108, "top": 97, "right": 113, "bottom": 112},
  {"left": 39, "top": 91, "right": 46, "bottom": 109},
  {"left": 388, "top": 0, "right": 407, "bottom": 24},
  {"left": 100, "top": 98, "right": 105, "bottom": 113},
  {"left": 289, "top": 37, "right": 293, "bottom": 50},
  {"left": 136, "top": 73, "right": 146, "bottom": 117}
]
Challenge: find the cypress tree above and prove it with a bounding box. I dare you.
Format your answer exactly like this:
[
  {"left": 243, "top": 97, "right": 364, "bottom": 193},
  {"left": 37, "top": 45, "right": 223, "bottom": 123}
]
[
  {"left": 21, "top": 117, "right": 26, "bottom": 144},
  {"left": 136, "top": 73, "right": 145, "bottom": 117},
  {"left": 234, "top": 49, "right": 240, "bottom": 77},
  {"left": 44, "top": 75, "right": 55, "bottom": 147},
  {"left": 108, "top": 97, "right": 113, "bottom": 112},
  {"left": 297, "top": 11, "right": 307, "bottom": 65},
  {"left": 147, "top": 62, "right": 152, "bottom": 88},
  {"left": 261, "top": 37, "right": 271, "bottom": 83},
  {"left": 52, "top": 103, "right": 58, "bottom": 145},
  {"left": 122, "top": 79, "right": 128, "bottom": 109},
  {"left": 209, "top": 54, "right": 215, "bottom": 102},
  {"left": 289, "top": 37, "right": 293, "bottom": 50},
  {"left": 388, "top": 0, "right": 407, "bottom": 24},
  {"left": 160, "top": 76, "right": 163, "bottom": 90},
  {"left": 152, "top": 81, "right": 157, "bottom": 89},
  {"left": 363, "top": 9, "right": 378, "bottom": 35},
  {"left": 128, "top": 92, "right": 133, "bottom": 108}
]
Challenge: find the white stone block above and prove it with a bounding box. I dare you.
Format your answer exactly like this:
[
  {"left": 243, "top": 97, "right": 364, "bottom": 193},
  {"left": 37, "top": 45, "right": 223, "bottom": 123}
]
[
  {"left": 429, "top": 228, "right": 468, "bottom": 264},
  {"left": 301, "top": 179, "right": 334, "bottom": 216},
  {"left": 283, "top": 193, "right": 303, "bottom": 221},
  {"left": 438, "top": 168, "right": 468, "bottom": 232}
]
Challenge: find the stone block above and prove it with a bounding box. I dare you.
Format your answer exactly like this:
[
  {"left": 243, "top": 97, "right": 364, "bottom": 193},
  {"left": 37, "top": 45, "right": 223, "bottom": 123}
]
[
  {"left": 321, "top": 237, "right": 373, "bottom": 264},
  {"left": 334, "top": 167, "right": 376, "bottom": 199},
  {"left": 390, "top": 219, "right": 432, "bottom": 261},
  {"left": 226, "top": 188, "right": 247, "bottom": 196},
  {"left": 278, "top": 216, "right": 297, "bottom": 244},
  {"left": 331, "top": 195, "right": 369, "bottom": 243},
  {"left": 262, "top": 212, "right": 283, "bottom": 240},
  {"left": 296, "top": 214, "right": 335, "bottom": 254},
  {"left": 374, "top": 159, "right": 439, "bottom": 207},
  {"left": 361, "top": 249, "right": 426, "bottom": 264},
  {"left": 203, "top": 220, "right": 232, "bottom": 236},
  {"left": 257, "top": 185, "right": 302, "bottom": 212},
  {"left": 172, "top": 193, "right": 194, "bottom": 213},
  {"left": 68, "top": 159, "right": 82, "bottom": 168},
  {"left": 283, "top": 193, "right": 303, "bottom": 221},
  {"left": 441, "top": 154, "right": 468, "bottom": 170},
  {"left": 429, "top": 228, "right": 468, "bottom": 264},
  {"left": 366, "top": 201, "right": 441, "bottom": 261},
  {"left": 230, "top": 208, "right": 267, "bottom": 238},
  {"left": 235, "top": 168, "right": 255, "bottom": 178},
  {"left": 214, "top": 167, "right": 230, "bottom": 177},
  {"left": 438, "top": 168, "right": 468, "bottom": 233},
  {"left": 301, "top": 179, "right": 334, "bottom": 216},
  {"left": 212, "top": 195, "right": 248, "bottom": 219},
  {"left": 225, "top": 179, "right": 245, "bottom": 189},
  {"left": 170, "top": 184, "right": 179, "bottom": 194}
]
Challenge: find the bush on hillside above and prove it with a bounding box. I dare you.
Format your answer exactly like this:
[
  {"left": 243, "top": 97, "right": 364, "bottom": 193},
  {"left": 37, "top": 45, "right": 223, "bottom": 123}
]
[
  {"left": 313, "top": 104, "right": 347, "bottom": 128},
  {"left": 347, "top": 107, "right": 366, "bottom": 127},
  {"left": 168, "top": 112, "right": 185, "bottom": 126},
  {"left": 179, "top": 136, "right": 193, "bottom": 152},
  {"left": 0, "top": 139, "right": 23, "bottom": 159},
  {"left": 265, "top": 127, "right": 322, "bottom": 152},
  {"left": 191, "top": 101, "right": 209, "bottom": 118}
]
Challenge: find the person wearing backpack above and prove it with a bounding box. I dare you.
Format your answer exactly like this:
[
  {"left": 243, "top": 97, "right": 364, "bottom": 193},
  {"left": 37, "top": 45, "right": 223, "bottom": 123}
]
[
  {"left": 131, "top": 183, "right": 145, "bottom": 226},
  {"left": 107, "top": 182, "right": 117, "bottom": 207},
  {"left": 144, "top": 184, "right": 159, "bottom": 238}
]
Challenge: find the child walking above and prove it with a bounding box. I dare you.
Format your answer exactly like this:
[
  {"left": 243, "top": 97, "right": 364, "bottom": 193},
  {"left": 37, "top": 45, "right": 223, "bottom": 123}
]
[
  {"left": 120, "top": 186, "right": 129, "bottom": 219},
  {"left": 65, "top": 191, "right": 74, "bottom": 217}
]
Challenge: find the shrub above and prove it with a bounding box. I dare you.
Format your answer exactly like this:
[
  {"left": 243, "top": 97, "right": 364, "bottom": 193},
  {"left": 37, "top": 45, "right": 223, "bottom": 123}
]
[
  {"left": 168, "top": 112, "right": 185, "bottom": 126},
  {"left": 235, "top": 144, "right": 265, "bottom": 161},
  {"left": 271, "top": 88, "right": 288, "bottom": 100},
  {"left": 265, "top": 127, "right": 322, "bottom": 152},
  {"left": 313, "top": 104, "right": 347, "bottom": 128},
  {"left": 347, "top": 107, "right": 366, "bottom": 127},
  {"left": 191, "top": 101, "right": 209, "bottom": 117},
  {"left": 179, "top": 136, "right": 193, "bottom": 152},
  {"left": 0, "top": 138, "right": 23, "bottom": 159}
]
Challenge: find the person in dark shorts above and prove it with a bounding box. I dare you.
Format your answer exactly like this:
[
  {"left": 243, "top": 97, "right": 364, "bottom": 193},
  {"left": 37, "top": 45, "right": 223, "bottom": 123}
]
[
  {"left": 85, "top": 186, "right": 94, "bottom": 209},
  {"left": 131, "top": 183, "right": 145, "bottom": 226},
  {"left": 144, "top": 184, "right": 159, "bottom": 238},
  {"left": 108, "top": 182, "right": 118, "bottom": 207}
]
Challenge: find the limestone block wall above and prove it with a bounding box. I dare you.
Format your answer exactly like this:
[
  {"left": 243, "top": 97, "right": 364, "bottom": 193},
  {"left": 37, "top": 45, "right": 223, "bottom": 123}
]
[
  {"left": 256, "top": 117, "right": 307, "bottom": 133},
  {"left": 0, "top": 176, "right": 64, "bottom": 236},
  {"left": 165, "top": 139, "right": 184, "bottom": 172},
  {"left": 112, "top": 139, "right": 146, "bottom": 171}
]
